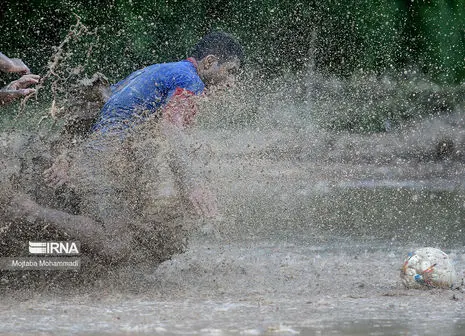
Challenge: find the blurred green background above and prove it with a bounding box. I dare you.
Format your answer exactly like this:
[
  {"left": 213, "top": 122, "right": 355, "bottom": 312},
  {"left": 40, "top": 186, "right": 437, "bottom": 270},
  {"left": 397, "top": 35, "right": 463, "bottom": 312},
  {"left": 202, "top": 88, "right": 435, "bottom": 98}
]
[
  {"left": 1, "top": 0, "right": 465, "bottom": 83},
  {"left": 1, "top": 0, "right": 465, "bottom": 132}
]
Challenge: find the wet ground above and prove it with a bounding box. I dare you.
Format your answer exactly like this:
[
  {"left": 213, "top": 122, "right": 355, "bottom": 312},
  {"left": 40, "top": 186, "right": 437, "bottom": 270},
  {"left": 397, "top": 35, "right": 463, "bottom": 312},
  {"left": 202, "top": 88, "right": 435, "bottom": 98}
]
[
  {"left": 1, "top": 126, "right": 465, "bottom": 335},
  {"left": 1, "top": 237, "right": 465, "bottom": 335}
]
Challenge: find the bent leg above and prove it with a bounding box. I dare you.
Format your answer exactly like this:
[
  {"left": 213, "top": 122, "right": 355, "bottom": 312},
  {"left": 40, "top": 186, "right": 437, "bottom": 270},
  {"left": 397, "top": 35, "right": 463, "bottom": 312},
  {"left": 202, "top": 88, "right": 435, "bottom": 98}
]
[{"left": 4, "top": 191, "right": 133, "bottom": 263}]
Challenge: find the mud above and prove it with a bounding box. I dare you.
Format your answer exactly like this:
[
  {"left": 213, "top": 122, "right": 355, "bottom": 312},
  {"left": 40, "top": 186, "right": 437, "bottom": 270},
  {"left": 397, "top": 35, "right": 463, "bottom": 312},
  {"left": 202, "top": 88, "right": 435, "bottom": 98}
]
[
  {"left": 0, "top": 121, "right": 198, "bottom": 285},
  {"left": 1, "top": 236, "right": 465, "bottom": 335},
  {"left": 1, "top": 114, "right": 465, "bottom": 334}
]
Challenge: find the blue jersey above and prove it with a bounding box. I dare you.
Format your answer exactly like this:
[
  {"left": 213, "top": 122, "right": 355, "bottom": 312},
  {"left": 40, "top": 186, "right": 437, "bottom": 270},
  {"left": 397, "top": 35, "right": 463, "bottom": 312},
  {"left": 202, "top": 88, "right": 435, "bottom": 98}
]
[{"left": 92, "top": 58, "right": 205, "bottom": 134}]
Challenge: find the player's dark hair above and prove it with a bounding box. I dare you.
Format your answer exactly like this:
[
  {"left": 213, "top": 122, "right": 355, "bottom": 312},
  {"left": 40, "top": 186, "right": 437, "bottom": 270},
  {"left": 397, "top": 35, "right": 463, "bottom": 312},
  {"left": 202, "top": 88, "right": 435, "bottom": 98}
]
[{"left": 190, "top": 31, "right": 244, "bottom": 65}]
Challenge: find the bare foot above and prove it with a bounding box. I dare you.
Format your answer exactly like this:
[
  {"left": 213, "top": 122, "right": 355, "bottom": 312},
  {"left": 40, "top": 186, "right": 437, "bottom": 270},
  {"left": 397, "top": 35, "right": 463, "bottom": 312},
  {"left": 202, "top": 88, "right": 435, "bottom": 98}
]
[
  {"left": 0, "top": 74, "right": 40, "bottom": 105},
  {"left": 5, "top": 74, "right": 40, "bottom": 91},
  {"left": 4, "top": 57, "right": 30, "bottom": 74},
  {"left": 0, "top": 89, "right": 35, "bottom": 105}
]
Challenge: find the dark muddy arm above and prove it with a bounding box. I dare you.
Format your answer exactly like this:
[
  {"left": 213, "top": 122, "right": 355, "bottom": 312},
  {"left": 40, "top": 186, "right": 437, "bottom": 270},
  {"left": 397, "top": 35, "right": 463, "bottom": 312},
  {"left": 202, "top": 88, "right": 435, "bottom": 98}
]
[
  {"left": 0, "top": 74, "right": 40, "bottom": 106},
  {"left": 0, "top": 52, "right": 30, "bottom": 74},
  {"left": 0, "top": 89, "right": 34, "bottom": 106},
  {"left": 160, "top": 119, "right": 217, "bottom": 217},
  {"left": 160, "top": 119, "right": 196, "bottom": 190},
  {"left": 8, "top": 193, "right": 132, "bottom": 263}
]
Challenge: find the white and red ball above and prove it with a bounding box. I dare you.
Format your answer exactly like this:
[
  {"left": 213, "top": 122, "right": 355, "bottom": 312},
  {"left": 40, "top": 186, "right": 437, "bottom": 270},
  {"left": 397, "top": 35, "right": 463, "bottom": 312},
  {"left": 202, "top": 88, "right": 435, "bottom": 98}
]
[{"left": 401, "top": 247, "right": 456, "bottom": 289}]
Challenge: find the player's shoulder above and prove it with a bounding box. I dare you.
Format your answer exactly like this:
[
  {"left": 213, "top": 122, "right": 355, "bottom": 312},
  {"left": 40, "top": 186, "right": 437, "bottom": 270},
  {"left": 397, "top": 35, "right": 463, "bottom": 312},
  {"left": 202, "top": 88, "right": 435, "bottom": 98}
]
[
  {"left": 161, "top": 60, "right": 198, "bottom": 78},
  {"left": 132, "top": 60, "right": 195, "bottom": 77},
  {"left": 164, "top": 60, "right": 203, "bottom": 91},
  {"left": 141, "top": 60, "right": 203, "bottom": 93}
]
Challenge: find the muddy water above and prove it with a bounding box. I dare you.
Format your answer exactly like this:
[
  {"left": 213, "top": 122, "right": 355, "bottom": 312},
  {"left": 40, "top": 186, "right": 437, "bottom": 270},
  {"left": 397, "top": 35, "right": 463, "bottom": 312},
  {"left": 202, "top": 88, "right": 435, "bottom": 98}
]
[{"left": 1, "top": 128, "right": 465, "bottom": 335}]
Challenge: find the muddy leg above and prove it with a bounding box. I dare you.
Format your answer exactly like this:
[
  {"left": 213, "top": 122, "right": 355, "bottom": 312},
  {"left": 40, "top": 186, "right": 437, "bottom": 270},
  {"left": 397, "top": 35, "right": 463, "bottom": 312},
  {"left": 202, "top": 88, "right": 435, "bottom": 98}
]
[{"left": 2, "top": 191, "right": 133, "bottom": 263}]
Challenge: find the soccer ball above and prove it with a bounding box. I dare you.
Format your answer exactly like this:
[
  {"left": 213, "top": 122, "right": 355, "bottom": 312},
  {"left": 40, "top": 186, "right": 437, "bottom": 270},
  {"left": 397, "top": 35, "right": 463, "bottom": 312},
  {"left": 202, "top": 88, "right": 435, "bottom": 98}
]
[{"left": 400, "top": 247, "right": 457, "bottom": 289}]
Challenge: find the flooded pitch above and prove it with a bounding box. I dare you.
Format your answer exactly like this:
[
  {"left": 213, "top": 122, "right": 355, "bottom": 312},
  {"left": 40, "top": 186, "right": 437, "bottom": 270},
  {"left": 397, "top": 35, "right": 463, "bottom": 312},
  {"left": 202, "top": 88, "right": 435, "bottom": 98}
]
[
  {"left": 1, "top": 237, "right": 465, "bottom": 335},
  {"left": 1, "top": 125, "right": 465, "bottom": 335}
]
